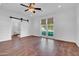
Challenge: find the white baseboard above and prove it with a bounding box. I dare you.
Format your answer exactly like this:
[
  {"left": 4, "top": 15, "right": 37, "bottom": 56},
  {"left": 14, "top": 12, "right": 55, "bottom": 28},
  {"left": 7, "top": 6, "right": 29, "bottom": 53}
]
[
  {"left": 32, "top": 35, "right": 76, "bottom": 43},
  {"left": 75, "top": 41, "right": 79, "bottom": 47},
  {"left": 0, "top": 38, "right": 11, "bottom": 42}
]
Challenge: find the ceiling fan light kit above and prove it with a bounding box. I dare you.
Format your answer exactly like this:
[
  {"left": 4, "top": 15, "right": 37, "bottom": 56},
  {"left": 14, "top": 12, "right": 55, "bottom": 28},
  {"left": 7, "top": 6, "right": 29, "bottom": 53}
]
[{"left": 20, "top": 3, "right": 42, "bottom": 13}]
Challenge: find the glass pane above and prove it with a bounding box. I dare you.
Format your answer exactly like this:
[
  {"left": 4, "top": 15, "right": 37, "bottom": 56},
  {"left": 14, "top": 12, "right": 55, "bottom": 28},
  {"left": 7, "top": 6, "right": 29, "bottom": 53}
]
[
  {"left": 48, "top": 32, "right": 53, "bottom": 36},
  {"left": 41, "top": 25, "right": 47, "bottom": 36},
  {"left": 48, "top": 25, "right": 53, "bottom": 30},
  {"left": 42, "top": 31, "right": 46, "bottom": 36},
  {"left": 48, "top": 18, "right": 53, "bottom": 24},
  {"left": 41, "top": 19, "right": 46, "bottom": 25},
  {"left": 47, "top": 17, "right": 54, "bottom": 36},
  {"left": 41, "top": 19, "right": 47, "bottom": 36}
]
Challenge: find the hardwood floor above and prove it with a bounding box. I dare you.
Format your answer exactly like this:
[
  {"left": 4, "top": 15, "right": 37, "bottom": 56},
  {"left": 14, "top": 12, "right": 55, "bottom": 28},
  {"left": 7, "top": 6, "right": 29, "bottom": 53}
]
[{"left": 0, "top": 36, "right": 79, "bottom": 56}]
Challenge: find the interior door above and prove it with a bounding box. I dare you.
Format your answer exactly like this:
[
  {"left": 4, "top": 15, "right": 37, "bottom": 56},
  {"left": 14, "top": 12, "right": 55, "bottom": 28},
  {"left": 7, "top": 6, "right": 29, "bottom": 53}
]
[
  {"left": 47, "top": 18, "right": 54, "bottom": 36},
  {"left": 41, "top": 17, "right": 54, "bottom": 37},
  {"left": 41, "top": 19, "right": 47, "bottom": 37}
]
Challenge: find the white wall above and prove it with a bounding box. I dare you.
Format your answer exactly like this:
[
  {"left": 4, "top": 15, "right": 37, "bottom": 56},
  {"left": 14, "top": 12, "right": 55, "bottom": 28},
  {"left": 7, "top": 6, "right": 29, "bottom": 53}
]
[
  {"left": 76, "top": 5, "right": 79, "bottom": 46},
  {"left": 31, "top": 17, "right": 41, "bottom": 36},
  {"left": 0, "top": 14, "right": 12, "bottom": 42},
  {"left": 53, "top": 8, "right": 76, "bottom": 42},
  {"left": 32, "top": 7, "right": 76, "bottom": 42}
]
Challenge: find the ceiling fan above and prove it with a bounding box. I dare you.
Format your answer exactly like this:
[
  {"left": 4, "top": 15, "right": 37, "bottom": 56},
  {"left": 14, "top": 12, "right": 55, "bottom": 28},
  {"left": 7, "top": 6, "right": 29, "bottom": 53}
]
[{"left": 20, "top": 3, "right": 42, "bottom": 13}]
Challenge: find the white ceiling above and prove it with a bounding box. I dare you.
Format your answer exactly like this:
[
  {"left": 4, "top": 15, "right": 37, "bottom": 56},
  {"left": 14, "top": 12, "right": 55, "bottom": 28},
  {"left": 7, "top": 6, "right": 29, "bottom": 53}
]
[{"left": 0, "top": 3, "right": 77, "bottom": 18}]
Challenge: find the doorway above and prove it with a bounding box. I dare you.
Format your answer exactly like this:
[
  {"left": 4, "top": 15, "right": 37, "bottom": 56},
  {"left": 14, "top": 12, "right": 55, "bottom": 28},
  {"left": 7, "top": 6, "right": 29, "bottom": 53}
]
[{"left": 11, "top": 18, "right": 21, "bottom": 37}]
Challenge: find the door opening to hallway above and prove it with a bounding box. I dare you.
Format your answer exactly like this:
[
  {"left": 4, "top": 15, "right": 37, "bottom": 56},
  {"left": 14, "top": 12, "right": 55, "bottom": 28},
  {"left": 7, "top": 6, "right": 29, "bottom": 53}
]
[{"left": 12, "top": 18, "right": 21, "bottom": 37}]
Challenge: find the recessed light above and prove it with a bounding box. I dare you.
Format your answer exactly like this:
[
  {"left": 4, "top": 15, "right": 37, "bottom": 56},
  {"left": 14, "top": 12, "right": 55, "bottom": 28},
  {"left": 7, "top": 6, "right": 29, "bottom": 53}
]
[{"left": 58, "top": 5, "right": 62, "bottom": 8}]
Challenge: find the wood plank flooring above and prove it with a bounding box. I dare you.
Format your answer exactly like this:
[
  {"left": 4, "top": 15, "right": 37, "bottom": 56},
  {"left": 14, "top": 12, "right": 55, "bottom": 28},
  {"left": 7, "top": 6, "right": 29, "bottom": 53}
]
[{"left": 0, "top": 36, "right": 79, "bottom": 56}]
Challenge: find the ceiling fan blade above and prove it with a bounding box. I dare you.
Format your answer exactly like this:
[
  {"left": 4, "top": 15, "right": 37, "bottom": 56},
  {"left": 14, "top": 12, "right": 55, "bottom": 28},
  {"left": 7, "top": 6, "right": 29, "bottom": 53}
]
[
  {"left": 25, "top": 9, "right": 29, "bottom": 12},
  {"left": 20, "top": 4, "right": 28, "bottom": 7},
  {"left": 34, "top": 8, "right": 41, "bottom": 10}
]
